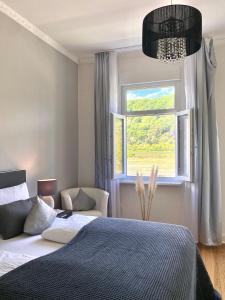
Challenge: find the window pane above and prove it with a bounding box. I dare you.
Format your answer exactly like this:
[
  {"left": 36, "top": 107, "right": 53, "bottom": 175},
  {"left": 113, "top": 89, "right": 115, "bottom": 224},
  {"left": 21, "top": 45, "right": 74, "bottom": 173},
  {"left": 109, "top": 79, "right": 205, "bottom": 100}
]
[
  {"left": 126, "top": 86, "right": 175, "bottom": 111},
  {"left": 177, "top": 111, "right": 192, "bottom": 181},
  {"left": 127, "top": 115, "right": 176, "bottom": 177},
  {"left": 115, "top": 118, "right": 124, "bottom": 175}
]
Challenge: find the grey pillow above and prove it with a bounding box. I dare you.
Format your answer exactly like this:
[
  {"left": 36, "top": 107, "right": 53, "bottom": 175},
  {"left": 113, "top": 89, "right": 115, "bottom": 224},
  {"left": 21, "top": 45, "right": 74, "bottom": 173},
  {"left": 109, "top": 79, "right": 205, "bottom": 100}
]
[
  {"left": 24, "top": 198, "right": 56, "bottom": 235},
  {"left": 0, "top": 197, "right": 37, "bottom": 240},
  {"left": 72, "top": 189, "right": 96, "bottom": 211}
]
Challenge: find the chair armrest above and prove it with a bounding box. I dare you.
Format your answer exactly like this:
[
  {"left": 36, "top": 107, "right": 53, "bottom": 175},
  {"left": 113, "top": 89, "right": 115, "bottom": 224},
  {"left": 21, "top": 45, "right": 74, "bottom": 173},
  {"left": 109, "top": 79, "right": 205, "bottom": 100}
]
[
  {"left": 61, "top": 189, "right": 74, "bottom": 210},
  {"left": 95, "top": 191, "right": 109, "bottom": 217}
]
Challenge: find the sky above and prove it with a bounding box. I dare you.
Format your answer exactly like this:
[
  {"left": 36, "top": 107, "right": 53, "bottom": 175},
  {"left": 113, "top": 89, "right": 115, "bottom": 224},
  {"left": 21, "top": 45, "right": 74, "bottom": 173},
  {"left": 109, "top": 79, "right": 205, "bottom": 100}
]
[{"left": 127, "top": 86, "right": 175, "bottom": 100}]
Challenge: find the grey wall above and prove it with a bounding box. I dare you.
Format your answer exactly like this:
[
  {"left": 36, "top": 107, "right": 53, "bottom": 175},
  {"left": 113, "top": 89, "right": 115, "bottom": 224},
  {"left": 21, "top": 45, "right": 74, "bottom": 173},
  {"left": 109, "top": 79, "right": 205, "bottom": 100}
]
[{"left": 0, "top": 12, "right": 78, "bottom": 207}]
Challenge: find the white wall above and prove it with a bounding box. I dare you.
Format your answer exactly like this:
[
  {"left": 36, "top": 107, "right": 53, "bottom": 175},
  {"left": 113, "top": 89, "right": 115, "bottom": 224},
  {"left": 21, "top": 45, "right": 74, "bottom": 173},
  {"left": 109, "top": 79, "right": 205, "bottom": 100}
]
[
  {"left": 78, "top": 51, "right": 189, "bottom": 228},
  {"left": 118, "top": 51, "right": 182, "bottom": 84},
  {"left": 120, "top": 184, "right": 185, "bottom": 225},
  {"left": 117, "top": 51, "right": 187, "bottom": 226},
  {"left": 78, "top": 62, "right": 95, "bottom": 187},
  {"left": 78, "top": 48, "right": 225, "bottom": 240}
]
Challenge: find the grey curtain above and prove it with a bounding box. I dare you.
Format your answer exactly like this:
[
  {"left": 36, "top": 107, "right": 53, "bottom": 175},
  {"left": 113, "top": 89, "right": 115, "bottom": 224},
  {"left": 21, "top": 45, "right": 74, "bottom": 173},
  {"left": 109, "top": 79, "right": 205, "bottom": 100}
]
[
  {"left": 184, "top": 39, "right": 222, "bottom": 245},
  {"left": 94, "top": 52, "right": 120, "bottom": 217}
]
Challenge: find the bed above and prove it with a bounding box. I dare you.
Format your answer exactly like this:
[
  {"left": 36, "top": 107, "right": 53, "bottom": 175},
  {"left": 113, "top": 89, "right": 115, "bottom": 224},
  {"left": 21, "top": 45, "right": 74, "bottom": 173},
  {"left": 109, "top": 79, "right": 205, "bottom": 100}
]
[
  {"left": 0, "top": 170, "right": 63, "bottom": 278},
  {"left": 0, "top": 170, "right": 221, "bottom": 300}
]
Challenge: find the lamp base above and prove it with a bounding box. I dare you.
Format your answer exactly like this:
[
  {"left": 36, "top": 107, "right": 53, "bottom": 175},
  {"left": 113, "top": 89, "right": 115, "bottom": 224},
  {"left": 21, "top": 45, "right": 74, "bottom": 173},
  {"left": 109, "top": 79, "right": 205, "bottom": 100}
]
[{"left": 40, "top": 196, "right": 55, "bottom": 208}]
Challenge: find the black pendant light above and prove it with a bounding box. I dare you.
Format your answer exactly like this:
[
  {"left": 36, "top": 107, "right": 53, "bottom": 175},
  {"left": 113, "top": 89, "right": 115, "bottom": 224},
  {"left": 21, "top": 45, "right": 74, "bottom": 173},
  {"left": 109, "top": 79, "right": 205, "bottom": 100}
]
[{"left": 142, "top": 4, "right": 202, "bottom": 62}]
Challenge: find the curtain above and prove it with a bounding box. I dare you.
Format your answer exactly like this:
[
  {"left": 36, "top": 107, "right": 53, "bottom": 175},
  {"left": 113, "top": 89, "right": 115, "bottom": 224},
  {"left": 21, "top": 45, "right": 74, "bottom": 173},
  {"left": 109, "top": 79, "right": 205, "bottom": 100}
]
[
  {"left": 183, "top": 47, "right": 199, "bottom": 241},
  {"left": 184, "top": 39, "right": 222, "bottom": 245},
  {"left": 94, "top": 52, "right": 120, "bottom": 217}
]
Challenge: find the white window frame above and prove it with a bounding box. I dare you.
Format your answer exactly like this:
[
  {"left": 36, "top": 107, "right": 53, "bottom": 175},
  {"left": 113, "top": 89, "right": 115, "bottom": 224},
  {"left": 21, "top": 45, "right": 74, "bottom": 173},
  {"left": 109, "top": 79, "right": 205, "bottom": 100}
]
[
  {"left": 111, "top": 113, "right": 127, "bottom": 179},
  {"left": 176, "top": 109, "right": 193, "bottom": 182},
  {"left": 118, "top": 80, "right": 190, "bottom": 183},
  {"left": 121, "top": 80, "right": 181, "bottom": 116}
]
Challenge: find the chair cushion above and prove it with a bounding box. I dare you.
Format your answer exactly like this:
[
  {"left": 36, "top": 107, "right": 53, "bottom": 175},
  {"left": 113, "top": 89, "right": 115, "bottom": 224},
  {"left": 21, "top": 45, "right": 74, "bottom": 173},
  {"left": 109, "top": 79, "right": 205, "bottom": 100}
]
[
  {"left": 74, "top": 210, "right": 102, "bottom": 217},
  {"left": 72, "top": 189, "right": 96, "bottom": 211}
]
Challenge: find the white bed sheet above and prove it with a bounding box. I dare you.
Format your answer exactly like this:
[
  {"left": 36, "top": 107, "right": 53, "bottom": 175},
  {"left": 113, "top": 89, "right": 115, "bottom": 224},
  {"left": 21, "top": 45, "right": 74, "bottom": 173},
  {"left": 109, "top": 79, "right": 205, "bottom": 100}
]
[
  {"left": 0, "top": 233, "right": 62, "bottom": 257},
  {"left": 0, "top": 214, "right": 95, "bottom": 277},
  {"left": 0, "top": 234, "right": 62, "bottom": 277},
  {"left": 0, "top": 214, "right": 96, "bottom": 259},
  {"left": 0, "top": 250, "right": 35, "bottom": 277}
]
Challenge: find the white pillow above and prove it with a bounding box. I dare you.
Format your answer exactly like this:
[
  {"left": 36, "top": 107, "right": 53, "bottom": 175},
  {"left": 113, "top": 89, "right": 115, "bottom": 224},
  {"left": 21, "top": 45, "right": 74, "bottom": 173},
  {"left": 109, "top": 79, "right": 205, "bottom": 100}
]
[
  {"left": 42, "top": 214, "right": 96, "bottom": 244},
  {"left": 0, "top": 183, "right": 29, "bottom": 205}
]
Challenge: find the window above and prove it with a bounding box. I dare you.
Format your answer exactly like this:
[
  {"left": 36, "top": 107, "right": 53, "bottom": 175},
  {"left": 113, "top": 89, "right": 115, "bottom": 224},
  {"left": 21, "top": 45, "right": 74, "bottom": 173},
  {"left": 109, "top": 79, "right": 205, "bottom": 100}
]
[
  {"left": 112, "top": 114, "right": 126, "bottom": 178},
  {"left": 126, "top": 114, "right": 176, "bottom": 177},
  {"left": 112, "top": 81, "right": 192, "bottom": 182}
]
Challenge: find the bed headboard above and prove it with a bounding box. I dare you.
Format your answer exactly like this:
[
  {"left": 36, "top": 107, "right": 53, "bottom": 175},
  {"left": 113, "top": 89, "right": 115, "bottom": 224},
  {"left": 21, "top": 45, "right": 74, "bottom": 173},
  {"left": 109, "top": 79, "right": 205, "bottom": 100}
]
[{"left": 0, "top": 170, "right": 26, "bottom": 189}]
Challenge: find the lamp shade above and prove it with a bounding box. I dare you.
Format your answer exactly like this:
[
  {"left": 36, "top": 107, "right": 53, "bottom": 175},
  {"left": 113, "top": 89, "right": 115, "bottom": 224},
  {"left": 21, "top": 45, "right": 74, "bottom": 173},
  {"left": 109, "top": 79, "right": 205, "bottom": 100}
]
[
  {"left": 142, "top": 5, "right": 202, "bottom": 61},
  {"left": 37, "top": 179, "right": 57, "bottom": 196}
]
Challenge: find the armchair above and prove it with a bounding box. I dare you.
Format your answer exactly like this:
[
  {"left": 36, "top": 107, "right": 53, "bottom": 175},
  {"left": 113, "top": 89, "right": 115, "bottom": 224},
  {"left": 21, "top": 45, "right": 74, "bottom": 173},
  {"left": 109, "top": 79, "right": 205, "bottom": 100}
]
[{"left": 61, "top": 187, "right": 109, "bottom": 217}]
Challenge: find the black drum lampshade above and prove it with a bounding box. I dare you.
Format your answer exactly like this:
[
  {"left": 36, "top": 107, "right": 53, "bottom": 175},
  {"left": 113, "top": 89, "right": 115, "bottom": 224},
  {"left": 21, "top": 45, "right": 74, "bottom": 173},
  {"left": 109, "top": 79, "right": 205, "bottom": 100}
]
[{"left": 142, "top": 5, "right": 202, "bottom": 62}]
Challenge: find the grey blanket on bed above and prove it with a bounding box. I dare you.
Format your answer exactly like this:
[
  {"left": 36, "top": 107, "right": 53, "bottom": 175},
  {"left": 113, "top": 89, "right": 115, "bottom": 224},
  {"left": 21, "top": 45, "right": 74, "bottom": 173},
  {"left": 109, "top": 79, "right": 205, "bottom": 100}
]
[{"left": 0, "top": 218, "right": 220, "bottom": 300}]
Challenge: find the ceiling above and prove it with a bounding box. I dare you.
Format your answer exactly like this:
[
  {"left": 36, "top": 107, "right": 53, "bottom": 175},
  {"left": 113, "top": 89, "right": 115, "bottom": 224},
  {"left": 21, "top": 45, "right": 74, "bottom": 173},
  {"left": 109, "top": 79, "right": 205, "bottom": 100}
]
[{"left": 3, "top": 0, "right": 225, "bottom": 59}]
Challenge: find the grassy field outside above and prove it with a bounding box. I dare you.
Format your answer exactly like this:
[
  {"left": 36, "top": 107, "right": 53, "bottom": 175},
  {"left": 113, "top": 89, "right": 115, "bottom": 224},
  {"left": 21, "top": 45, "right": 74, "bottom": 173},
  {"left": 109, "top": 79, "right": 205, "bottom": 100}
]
[{"left": 127, "top": 150, "right": 175, "bottom": 177}]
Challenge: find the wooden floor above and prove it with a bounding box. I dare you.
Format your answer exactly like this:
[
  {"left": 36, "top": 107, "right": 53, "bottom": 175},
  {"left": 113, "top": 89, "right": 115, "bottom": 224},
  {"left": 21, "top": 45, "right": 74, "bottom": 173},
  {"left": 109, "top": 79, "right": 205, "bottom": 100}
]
[{"left": 199, "top": 244, "right": 225, "bottom": 298}]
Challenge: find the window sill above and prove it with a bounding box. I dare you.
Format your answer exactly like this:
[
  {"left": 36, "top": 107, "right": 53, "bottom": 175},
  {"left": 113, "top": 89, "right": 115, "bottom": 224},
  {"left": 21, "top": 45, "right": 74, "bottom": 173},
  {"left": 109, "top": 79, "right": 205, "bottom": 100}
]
[{"left": 119, "top": 178, "right": 184, "bottom": 186}]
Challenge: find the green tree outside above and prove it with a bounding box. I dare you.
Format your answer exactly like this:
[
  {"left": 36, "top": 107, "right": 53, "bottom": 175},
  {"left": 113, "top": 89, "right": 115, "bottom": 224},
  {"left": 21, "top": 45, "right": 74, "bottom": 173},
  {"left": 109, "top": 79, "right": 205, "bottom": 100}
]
[{"left": 126, "top": 94, "right": 176, "bottom": 177}]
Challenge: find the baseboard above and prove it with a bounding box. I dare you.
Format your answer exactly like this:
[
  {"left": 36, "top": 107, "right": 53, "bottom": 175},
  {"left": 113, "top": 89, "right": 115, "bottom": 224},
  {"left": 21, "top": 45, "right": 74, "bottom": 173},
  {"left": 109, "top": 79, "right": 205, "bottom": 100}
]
[{"left": 198, "top": 235, "right": 225, "bottom": 245}]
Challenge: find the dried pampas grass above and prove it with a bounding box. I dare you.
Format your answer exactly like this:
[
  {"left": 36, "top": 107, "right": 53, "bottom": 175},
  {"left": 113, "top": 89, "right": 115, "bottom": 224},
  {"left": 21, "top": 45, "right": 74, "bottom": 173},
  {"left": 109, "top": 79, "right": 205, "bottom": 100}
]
[{"left": 136, "top": 166, "right": 158, "bottom": 221}]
